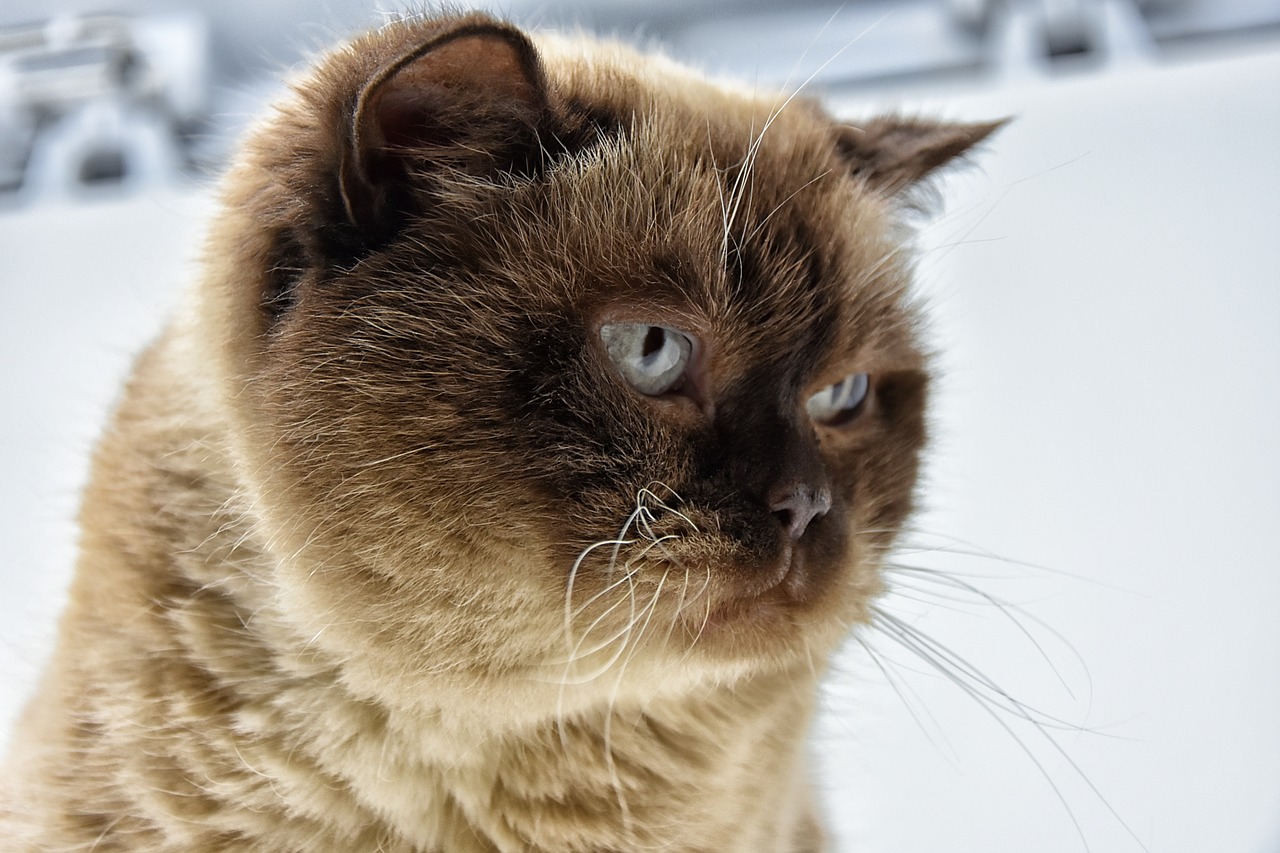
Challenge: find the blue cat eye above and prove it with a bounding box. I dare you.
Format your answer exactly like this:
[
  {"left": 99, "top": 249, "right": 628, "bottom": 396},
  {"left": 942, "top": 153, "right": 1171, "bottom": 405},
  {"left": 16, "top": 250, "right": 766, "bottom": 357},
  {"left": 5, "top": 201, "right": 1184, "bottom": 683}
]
[
  {"left": 599, "top": 323, "right": 692, "bottom": 396},
  {"left": 806, "top": 373, "right": 870, "bottom": 426}
]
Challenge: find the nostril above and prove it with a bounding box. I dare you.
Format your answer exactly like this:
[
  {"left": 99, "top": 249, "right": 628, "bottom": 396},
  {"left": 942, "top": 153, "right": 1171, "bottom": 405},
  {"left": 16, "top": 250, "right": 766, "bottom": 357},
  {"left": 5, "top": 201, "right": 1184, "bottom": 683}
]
[{"left": 768, "top": 486, "right": 831, "bottom": 541}]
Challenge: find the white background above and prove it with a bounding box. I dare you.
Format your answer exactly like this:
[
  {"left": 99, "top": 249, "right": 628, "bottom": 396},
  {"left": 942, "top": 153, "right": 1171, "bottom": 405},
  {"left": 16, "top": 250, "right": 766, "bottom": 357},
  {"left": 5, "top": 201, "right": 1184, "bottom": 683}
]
[{"left": 2, "top": 27, "right": 1278, "bottom": 853}]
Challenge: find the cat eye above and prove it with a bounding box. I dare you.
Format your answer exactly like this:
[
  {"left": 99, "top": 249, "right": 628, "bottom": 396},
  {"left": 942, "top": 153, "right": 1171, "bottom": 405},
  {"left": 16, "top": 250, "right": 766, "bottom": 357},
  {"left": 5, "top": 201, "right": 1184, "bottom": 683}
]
[
  {"left": 599, "top": 323, "right": 693, "bottom": 396},
  {"left": 806, "top": 373, "right": 870, "bottom": 426}
]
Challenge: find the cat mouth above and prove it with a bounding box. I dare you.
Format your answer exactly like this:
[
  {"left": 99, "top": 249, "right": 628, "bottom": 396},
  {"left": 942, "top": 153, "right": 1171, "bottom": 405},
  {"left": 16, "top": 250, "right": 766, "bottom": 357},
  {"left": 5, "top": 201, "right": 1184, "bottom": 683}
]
[
  {"left": 694, "top": 544, "right": 814, "bottom": 630},
  {"left": 752, "top": 542, "right": 801, "bottom": 596}
]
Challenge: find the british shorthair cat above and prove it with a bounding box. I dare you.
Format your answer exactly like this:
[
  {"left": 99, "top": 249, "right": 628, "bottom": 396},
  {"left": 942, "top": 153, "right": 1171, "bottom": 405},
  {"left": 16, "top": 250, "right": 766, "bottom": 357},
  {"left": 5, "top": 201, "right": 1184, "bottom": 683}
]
[{"left": 1, "top": 11, "right": 999, "bottom": 852}]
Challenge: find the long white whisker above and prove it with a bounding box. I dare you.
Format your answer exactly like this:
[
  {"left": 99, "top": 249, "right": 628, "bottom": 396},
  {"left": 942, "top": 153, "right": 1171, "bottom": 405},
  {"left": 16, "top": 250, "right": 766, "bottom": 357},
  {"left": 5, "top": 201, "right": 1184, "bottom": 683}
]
[
  {"left": 871, "top": 608, "right": 1149, "bottom": 852},
  {"left": 571, "top": 537, "right": 678, "bottom": 623},
  {"left": 746, "top": 169, "right": 833, "bottom": 245},
  {"left": 872, "top": 609, "right": 1085, "bottom": 732},
  {"left": 852, "top": 634, "right": 960, "bottom": 761},
  {"left": 707, "top": 123, "right": 733, "bottom": 265},
  {"left": 602, "top": 569, "right": 670, "bottom": 840},
  {"left": 884, "top": 563, "right": 1089, "bottom": 701},
  {"left": 559, "top": 539, "right": 675, "bottom": 677},
  {"left": 901, "top": 533, "right": 1138, "bottom": 593},
  {"left": 728, "top": 11, "right": 894, "bottom": 239},
  {"left": 564, "top": 537, "right": 636, "bottom": 651}
]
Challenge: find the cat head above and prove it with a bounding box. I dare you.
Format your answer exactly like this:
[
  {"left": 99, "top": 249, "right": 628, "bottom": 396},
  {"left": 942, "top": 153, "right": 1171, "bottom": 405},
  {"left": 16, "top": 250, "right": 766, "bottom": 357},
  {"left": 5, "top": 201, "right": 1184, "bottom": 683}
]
[{"left": 197, "top": 13, "right": 999, "bottom": 712}]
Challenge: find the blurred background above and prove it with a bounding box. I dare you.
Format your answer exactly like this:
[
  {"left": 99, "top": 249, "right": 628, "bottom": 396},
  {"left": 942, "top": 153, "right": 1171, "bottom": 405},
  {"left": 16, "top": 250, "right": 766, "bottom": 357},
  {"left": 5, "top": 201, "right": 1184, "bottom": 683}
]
[{"left": 1, "top": 1, "right": 1277, "bottom": 851}]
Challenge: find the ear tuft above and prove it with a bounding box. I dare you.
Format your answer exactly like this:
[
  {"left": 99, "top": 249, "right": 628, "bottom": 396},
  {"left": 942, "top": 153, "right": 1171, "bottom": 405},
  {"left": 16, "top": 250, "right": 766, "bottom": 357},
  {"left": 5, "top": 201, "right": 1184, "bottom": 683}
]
[
  {"left": 835, "top": 116, "right": 1008, "bottom": 197},
  {"left": 339, "top": 21, "right": 549, "bottom": 241}
]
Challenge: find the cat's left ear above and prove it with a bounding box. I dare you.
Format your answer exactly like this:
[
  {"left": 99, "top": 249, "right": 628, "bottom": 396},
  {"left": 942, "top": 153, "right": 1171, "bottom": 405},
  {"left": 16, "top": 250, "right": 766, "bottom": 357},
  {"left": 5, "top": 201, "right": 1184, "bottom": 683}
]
[
  {"left": 339, "top": 20, "right": 550, "bottom": 240},
  {"left": 834, "top": 116, "right": 1008, "bottom": 198}
]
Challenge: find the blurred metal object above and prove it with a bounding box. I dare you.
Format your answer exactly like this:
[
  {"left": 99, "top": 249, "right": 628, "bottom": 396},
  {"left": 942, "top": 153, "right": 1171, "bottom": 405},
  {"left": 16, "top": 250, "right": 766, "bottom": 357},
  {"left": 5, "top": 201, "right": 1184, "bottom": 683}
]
[
  {"left": 1141, "top": 0, "right": 1280, "bottom": 46},
  {"left": 1039, "top": 0, "right": 1098, "bottom": 56},
  {"left": 671, "top": 1, "right": 989, "bottom": 88},
  {"left": 0, "top": 1, "right": 1275, "bottom": 205},
  {"left": 947, "top": 0, "right": 1000, "bottom": 35},
  {"left": 618, "top": 0, "right": 1279, "bottom": 94},
  {"left": 0, "top": 13, "right": 209, "bottom": 201},
  {"left": 991, "top": 0, "right": 1162, "bottom": 75},
  {"left": 1099, "top": 0, "right": 1159, "bottom": 62}
]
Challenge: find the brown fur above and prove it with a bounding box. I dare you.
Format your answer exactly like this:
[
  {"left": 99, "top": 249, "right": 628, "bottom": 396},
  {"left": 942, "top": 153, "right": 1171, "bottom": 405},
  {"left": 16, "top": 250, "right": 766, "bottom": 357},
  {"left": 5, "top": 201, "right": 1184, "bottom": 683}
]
[{"left": 1, "top": 13, "right": 998, "bottom": 852}]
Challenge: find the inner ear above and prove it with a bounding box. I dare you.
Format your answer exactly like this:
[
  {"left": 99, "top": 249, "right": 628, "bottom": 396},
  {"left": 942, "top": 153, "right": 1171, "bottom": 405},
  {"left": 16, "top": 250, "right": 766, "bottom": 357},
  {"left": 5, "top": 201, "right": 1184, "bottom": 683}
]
[
  {"left": 835, "top": 116, "right": 1007, "bottom": 197},
  {"left": 340, "top": 22, "right": 549, "bottom": 239}
]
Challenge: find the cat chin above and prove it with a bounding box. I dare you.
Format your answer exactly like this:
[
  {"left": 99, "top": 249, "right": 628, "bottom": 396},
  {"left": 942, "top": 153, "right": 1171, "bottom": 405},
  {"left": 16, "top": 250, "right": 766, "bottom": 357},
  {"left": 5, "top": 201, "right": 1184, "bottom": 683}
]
[
  {"left": 678, "top": 586, "right": 848, "bottom": 655},
  {"left": 675, "top": 548, "right": 880, "bottom": 667}
]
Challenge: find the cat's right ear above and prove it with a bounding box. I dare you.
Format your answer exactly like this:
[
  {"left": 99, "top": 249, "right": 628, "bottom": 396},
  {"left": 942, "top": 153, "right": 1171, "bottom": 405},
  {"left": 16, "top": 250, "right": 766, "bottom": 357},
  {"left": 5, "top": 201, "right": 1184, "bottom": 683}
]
[
  {"left": 834, "top": 116, "right": 1008, "bottom": 205},
  {"left": 339, "top": 20, "right": 549, "bottom": 243}
]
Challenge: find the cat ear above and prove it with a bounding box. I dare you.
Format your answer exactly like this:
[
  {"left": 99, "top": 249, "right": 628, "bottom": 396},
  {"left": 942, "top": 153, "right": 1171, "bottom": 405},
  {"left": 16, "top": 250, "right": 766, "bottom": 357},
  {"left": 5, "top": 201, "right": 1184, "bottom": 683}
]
[
  {"left": 834, "top": 116, "right": 1007, "bottom": 198},
  {"left": 339, "top": 21, "right": 549, "bottom": 238}
]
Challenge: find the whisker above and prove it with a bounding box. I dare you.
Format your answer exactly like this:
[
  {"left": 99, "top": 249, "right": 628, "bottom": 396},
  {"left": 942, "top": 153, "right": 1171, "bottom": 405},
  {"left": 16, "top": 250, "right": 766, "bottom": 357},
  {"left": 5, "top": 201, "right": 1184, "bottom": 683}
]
[
  {"left": 552, "top": 480, "right": 695, "bottom": 757},
  {"left": 872, "top": 609, "right": 1086, "bottom": 732},
  {"left": 870, "top": 608, "right": 1150, "bottom": 852},
  {"left": 601, "top": 570, "right": 670, "bottom": 839},
  {"left": 850, "top": 634, "right": 960, "bottom": 763},
  {"left": 564, "top": 541, "right": 671, "bottom": 672},
  {"left": 884, "top": 563, "right": 1090, "bottom": 701},
  {"left": 896, "top": 527, "right": 1138, "bottom": 591},
  {"left": 872, "top": 609, "right": 1095, "bottom": 848},
  {"left": 662, "top": 560, "right": 696, "bottom": 648},
  {"left": 745, "top": 169, "right": 833, "bottom": 245},
  {"left": 728, "top": 8, "right": 894, "bottom": 238},
  {"left": 707, "top": 123, "right": 733, "bottom": 265},
  {"left": 570, "top": 537, "right": 678, "bottom": 623},
  {"left": 564, "top": 537, "right": 637, "bottom": 651}
]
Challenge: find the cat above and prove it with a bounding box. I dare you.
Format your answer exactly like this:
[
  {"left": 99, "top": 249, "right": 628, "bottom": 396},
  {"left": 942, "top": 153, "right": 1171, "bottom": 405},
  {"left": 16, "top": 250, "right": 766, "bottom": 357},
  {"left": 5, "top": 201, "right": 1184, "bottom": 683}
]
[{"left": 0, "top": 11, "right": 999, "bottom": 852}]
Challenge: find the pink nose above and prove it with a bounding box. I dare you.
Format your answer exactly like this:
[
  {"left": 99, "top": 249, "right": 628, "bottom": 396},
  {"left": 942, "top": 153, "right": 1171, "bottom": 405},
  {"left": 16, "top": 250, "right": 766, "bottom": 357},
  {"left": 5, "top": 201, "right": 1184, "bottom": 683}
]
[{"left": 768, "top": 485, "right": 831, "bottom": 541}]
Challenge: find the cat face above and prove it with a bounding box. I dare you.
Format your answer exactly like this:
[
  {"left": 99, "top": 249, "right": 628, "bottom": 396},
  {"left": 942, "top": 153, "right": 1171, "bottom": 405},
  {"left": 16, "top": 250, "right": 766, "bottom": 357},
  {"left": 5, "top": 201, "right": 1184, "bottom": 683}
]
[{"left": 202, "top": 14, "right": 997, "bottom": 701}]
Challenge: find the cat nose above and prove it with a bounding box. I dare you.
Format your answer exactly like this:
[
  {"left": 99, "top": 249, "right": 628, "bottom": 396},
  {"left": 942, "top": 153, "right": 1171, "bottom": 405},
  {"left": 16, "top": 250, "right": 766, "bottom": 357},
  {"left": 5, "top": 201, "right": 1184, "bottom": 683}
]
[{"left": 768, "top": 484, "right": 831, "bottom": 541}]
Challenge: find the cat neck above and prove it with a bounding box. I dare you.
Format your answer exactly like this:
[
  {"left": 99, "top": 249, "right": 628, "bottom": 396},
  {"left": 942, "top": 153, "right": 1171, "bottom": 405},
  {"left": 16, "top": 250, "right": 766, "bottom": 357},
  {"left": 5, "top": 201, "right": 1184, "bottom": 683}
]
[{"left": 337, "top": 669, "right": 825, "bottom": 850}]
